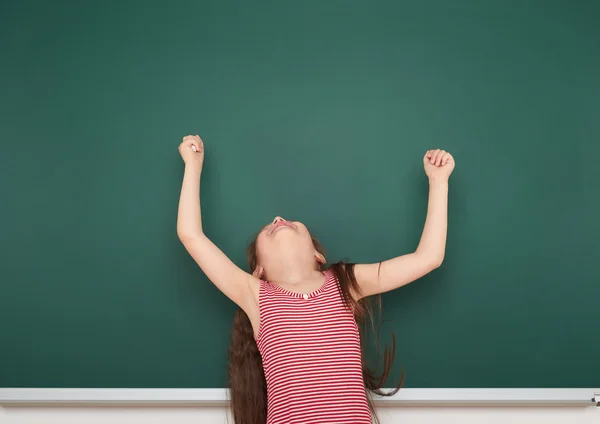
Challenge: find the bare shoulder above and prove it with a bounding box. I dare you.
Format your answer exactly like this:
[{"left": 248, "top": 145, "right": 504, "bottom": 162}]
[
  {"left": 247, "top": 275, "right": 261, "bottom": 306},
  {"left": 243, "top": 275, "right": 262, "bottom": 338}
]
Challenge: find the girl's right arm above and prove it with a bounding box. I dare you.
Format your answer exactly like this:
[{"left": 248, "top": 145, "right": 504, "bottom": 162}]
[{"left": 176, "top": 135, "right": 259, "bottom": 313}]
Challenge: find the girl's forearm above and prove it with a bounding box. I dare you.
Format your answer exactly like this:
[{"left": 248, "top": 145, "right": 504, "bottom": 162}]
[
  {"left": 415, "top": 177, "right": 448, "bottom": 265},
  {"left": 177, "top": 164, "right": 203, "bottom": 237}
]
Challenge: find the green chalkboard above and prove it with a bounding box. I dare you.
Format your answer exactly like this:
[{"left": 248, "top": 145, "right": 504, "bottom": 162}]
[{"left": 1, "top": 0, "right": 598, "bottom": 389}]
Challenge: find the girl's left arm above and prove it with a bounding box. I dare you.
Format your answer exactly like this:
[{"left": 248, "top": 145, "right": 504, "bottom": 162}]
[{"left": 354, "top": 149, "right": 455, "bottom": 299}]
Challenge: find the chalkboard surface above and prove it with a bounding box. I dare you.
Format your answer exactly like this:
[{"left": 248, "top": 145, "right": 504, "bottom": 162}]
[{"left": 1, "top": 0, "right": 598, "bottom": 388}]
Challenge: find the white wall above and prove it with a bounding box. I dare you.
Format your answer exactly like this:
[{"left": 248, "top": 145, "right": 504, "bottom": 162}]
[{"left": 1, "top": 406, "right": 599, "bottom": 424}]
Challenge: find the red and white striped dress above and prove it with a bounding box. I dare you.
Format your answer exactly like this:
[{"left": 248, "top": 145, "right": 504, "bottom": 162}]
[{"left": 255, "top": 268, "right": 371, "bottom": 424}]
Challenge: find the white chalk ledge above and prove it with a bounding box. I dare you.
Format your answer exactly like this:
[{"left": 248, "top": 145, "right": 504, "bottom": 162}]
[{"left": 0, "top": 388, "right": 599, "bottom": 406}]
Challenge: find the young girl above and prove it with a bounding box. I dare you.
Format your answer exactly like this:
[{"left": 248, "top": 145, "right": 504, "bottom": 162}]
[{"left": 177, "top": 135, "right": 454, "bottom": 424}]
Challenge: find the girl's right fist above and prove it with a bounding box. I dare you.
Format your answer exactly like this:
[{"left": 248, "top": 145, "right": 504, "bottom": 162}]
[{"left": 178, "top": 134, "right": 204, "bottom": 169}]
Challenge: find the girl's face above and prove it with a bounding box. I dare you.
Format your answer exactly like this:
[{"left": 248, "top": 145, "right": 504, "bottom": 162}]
[{"left": 254, "top": 217, "right": 324, "bottom": 276}]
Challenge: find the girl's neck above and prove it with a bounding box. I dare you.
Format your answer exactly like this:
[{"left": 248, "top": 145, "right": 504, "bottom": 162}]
[{"left": 265, "top": 257, "right": 322, "bottom": 286}]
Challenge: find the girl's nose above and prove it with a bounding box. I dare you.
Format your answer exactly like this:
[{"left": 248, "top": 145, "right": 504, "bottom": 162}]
[{"left": 273, "top": 216, "right": 285, "bottom": 224}]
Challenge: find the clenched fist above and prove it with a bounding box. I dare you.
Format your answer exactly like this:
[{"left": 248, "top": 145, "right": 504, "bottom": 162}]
[
  {"left": 424, "top": 149, "right": 454, "bottom": 181},
  {"left": 178, "top": 134, "right": 204, "bottom": 170}
]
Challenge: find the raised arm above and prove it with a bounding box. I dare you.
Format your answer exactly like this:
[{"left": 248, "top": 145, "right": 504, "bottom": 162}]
[
  {"left": 176, "top": 135, "right": 259, "bottom": 312},
  {"left": 354, "top": 149, "right": 454, "bottom": 299}
]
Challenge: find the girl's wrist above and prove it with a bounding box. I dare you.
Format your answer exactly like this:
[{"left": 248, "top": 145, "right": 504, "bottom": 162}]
[
  {"left": 185, "top": 162, "right": 203, "bottom": 173},
  {"left": 428, "top": 176, "right": 449, "bottom": 186}
]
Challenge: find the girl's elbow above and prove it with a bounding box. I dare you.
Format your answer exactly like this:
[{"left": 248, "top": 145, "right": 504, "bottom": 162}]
[
  {"left": 177, "top": 228, "right": 200, "bottom": 242},
  {"left": 430, "top": 255, "right": 444, "bottom": 269}
]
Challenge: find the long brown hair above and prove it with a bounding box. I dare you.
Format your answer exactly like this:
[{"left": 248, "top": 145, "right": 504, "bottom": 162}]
[{"left": 228, "top": 232, "right": 404, "bottom": 424}]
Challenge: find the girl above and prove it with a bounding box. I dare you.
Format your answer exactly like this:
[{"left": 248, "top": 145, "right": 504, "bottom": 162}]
[{"left": 177, "top": 135, "right": 454, "bottom": 424}]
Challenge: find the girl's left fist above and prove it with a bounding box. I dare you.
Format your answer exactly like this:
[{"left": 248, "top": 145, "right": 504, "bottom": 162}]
[{"left": 424, "top": 149, "right": 455, "bottom": 180}]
